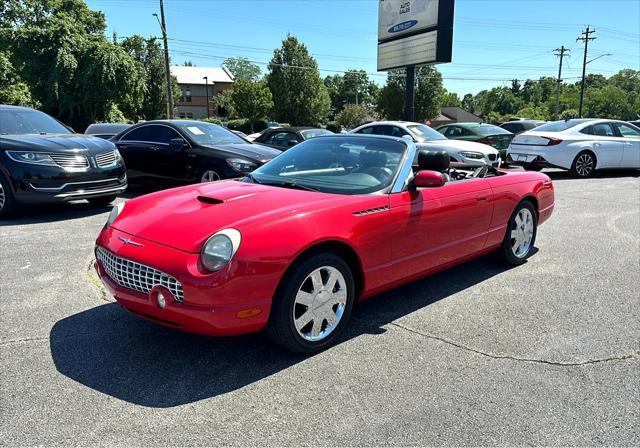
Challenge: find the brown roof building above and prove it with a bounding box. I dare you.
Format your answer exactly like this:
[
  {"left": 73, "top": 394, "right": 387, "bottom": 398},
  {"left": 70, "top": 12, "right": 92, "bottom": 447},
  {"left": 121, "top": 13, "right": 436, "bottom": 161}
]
[{"left": 171, "top": 66, "right": 235, "bottom": 119}]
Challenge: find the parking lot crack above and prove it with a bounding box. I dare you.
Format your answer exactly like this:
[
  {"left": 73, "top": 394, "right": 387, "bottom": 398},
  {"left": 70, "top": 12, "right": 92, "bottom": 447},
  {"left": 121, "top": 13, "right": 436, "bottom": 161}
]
[{"left": 388, "top": 322, "right": 640, "bottom": 367}]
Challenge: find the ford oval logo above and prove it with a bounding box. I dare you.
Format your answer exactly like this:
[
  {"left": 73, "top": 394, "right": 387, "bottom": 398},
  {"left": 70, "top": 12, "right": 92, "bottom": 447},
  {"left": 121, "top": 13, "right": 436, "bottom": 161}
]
[{"left": 389, "top": 20, "right": 417, "bottom": 33}]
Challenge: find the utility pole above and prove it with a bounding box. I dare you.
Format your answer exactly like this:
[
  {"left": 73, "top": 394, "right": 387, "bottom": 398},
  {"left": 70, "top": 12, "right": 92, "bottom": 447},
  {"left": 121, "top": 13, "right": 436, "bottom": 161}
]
[
  {"left": 404, "top": 66, "right": 415, "bottom": 121},
  {"left": 203, "top": 76, "right": 209, "bottom": 119},
  {"left": 577, "top": 26, "right": 596, "bottom": 118},
  {"left": 155, "top": 0, "right": 174, "bottom": 119},
  {"left": 554, "top": 46, "right": 569, "bottom": 119}
]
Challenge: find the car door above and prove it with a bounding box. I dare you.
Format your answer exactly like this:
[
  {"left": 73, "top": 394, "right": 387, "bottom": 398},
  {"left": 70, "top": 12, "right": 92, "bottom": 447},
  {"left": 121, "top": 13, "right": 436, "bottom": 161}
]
[
  {"left": 144, "top": 124, "right": 189, "bottom": 179},
  {"left": 115, "top": 125, "right": 153, "bottom": 174},
  {"left": 581, "top": 122, "right": 624, "bottom": 167},
  {"left": 389, "top": 177, "right": 494, "bottom": 280},
  {"left": 613, "top": 122, "right": 640, "bottom": 168}
]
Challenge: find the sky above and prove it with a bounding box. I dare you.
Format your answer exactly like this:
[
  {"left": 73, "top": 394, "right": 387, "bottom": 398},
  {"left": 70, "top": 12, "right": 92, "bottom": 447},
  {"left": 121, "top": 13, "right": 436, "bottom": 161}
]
[{"left": 86, "top": 0, "right": 640, "bottom": 96}]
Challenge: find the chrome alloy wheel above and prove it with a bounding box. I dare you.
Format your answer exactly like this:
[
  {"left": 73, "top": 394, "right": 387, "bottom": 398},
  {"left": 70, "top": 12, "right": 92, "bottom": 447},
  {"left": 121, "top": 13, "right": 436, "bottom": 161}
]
[
  {"left": 293, "top": 266, "right": 347, "bottom": 342},
  {"left": 575, "top": 153, "right": 594, "bottom": 177},
  {"left": 201, "top": 170, "right": 221, "bottom": 182},
  {"left": 511, "top": 208, "right": 534, "bottom": 258},
  {"left": 0, "top": 182, "right": 5, "bottom": 211}
]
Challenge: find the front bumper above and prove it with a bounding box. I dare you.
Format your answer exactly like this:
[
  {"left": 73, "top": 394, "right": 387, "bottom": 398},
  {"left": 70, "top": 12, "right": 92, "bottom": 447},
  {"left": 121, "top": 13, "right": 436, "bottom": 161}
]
[
  {"left": 2, "top": 154, "right": 128, "bottom": 203},
  {"left": 94, "top": 228, "right": 272, "bottom": 336}
]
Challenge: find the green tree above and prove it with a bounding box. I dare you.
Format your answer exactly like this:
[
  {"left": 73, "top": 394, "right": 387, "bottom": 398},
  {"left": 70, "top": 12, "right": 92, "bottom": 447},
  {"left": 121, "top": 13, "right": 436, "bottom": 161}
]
[
  {"left": 1, "top": 0, "right": 145, "bottom": 130},
  {"left": 336, "top": 103, "right": 375, "bottom": 129},
  {"left": 441, "top": 91, "right": 461, "bottom": 107},
  {"left": 223, "top": 57, "right": 261, "bottom": 81},
  {"left": 266, "top": 35, "right": 330, "bottom": 125},
  {"left": 324, "top": 70, "right": 379, "bottom": 117},
  {"left": 377, "top": 66, "right": 445, "bottom": 120},
  {"left": 230, "top": 79, "right": 273, "bottom": 132},
  {"left": 213, "top": 89, "right": 235, "bottom": 118},
  {"left": 0, "top": 51, "right": 37, "bottom": 106}
]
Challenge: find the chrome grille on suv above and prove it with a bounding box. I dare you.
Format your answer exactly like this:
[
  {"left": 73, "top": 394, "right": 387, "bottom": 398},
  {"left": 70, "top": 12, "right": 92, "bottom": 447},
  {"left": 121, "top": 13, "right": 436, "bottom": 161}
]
[
  {"left": 95, "top": 150, "right": 117, "bottom": 167},
  {"left": 96, "top": 247, "right": 184, "bottom": 302},
  {"left": 49, "top": 153, "right": 89, "bottom": 170}
]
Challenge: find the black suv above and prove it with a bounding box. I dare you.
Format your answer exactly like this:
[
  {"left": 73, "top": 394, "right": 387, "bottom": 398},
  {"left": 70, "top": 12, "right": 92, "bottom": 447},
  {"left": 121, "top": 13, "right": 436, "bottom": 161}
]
[
  {"left": 0, "top": 105, "right": 127, "bottom": 218},
  {"left": 111, "top": 120, "right": 281, "bottom": 183}
]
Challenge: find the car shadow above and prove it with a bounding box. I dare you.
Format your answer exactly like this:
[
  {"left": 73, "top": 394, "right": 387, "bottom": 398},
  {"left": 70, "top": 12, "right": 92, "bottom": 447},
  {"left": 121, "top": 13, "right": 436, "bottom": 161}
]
[
  {"left": 50, "top": 252, "right": 519, "bottom": 408},
  {"left": 0, "top": 201, "right": 113, "bottom": 226}
]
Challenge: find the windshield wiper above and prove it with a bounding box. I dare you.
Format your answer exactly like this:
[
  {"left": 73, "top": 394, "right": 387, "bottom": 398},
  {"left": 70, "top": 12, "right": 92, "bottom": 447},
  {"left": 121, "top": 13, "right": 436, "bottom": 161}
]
[
  {"left": 276, "top": 181, "right": 320, "bottom": 192},
  {"left": 245, "top": 173, "right": 261, "bottom": 184}
]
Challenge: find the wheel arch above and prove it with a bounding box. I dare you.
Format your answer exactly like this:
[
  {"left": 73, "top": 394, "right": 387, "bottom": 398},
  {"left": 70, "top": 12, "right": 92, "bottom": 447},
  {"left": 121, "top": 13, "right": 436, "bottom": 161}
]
[
  {"left": 576, "top": 148, "right": 599, "bottom": 168},
  {"left": 519, "top": 195, "right": 539, "bottom": 221},
  {"left": 275, "top": 239, "right": 365, "bottom": 302}
]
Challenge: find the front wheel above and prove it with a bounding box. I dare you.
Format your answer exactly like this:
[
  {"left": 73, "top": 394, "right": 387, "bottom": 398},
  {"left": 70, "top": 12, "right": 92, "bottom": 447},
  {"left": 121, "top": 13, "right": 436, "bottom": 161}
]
[
  {"left": 570, "top": 151, "right": 596, "bottom": 178},
  {"left": 267, "top": 253, "right": 355, "bottom": 354},
  {"left": 199, "top": 167, "right": 223, "bottom": 183},
  {"left": 0, "top": 172, "right": 17, "bottom": 219},
  {"left": 498, "top": 201, "right": 537, "bottom": 266}
]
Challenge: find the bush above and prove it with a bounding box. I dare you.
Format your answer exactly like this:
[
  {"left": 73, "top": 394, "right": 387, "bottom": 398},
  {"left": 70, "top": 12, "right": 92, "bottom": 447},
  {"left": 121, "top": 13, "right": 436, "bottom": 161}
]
[
  {"left": 326, "top": 121, "right": 341, "bottom": 133},
  {"left": 227, "top": 118, "right": 268, "bottom": 134},
  {"left": 200, "top": 117, "right": 223, "bottom": 126}
]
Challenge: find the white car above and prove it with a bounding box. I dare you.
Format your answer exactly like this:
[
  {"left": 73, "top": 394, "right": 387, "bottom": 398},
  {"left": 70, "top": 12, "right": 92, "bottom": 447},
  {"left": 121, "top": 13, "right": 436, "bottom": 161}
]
[
  {"left": 507, "top": 119, "right": 640, "bottom": 177},
  {"left": 350, "top": 121, "right": 501, "bottom": 167}
]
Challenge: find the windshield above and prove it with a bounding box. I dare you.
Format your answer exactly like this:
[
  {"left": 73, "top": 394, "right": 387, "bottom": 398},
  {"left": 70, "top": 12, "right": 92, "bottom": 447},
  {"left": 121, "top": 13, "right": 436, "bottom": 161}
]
[
  {"left": 177, "top": 122, "right": 246, "bottom": 145},
  {"left": 251, "top": 136, "right": 407, "bottom": 195},
  {"left": 407, "top": 124, "right": 447, "bottom": 141},
  {"left": 474, "top": 124, "right": 512, "bottom": 135},
  {"left": 534, "top": 120, "right": 590, "bottom": 133},
  {"left": 301, "top": 129, "right": 334, "bottom": 139},
  {"left": 0, "top": 108, "right": 71, "bottom": 135}
]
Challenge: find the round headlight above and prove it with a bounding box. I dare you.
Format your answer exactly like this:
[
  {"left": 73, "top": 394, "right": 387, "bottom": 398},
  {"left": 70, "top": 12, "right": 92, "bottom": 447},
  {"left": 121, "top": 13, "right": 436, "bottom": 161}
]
[
  {"left": 106, "top": 202, "right": 125, "bottom": 227},
  {"left": 201, "top": 229, "right": 241, "bottom": 272}
]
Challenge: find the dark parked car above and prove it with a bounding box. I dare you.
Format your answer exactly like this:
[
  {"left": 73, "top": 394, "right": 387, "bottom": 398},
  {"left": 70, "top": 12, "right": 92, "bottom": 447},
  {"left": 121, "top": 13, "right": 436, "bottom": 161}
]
[
  {"left": 111, "top": 120, "right": 281, "bottom": 183},
  {"left": 85, "top": 123, "right": 131, "bottom": 140},
  {"left": 253, "top": 127, "right": 334, "bottom": 150},
  {"left": 499, "top": 120, "right": 546, "bottom": 135},
  {"left": 435, "top": 122, "right": 514, "bottom": 160},
  {"left": 0, "top": 105, "right": 127, "bottom": 218}
]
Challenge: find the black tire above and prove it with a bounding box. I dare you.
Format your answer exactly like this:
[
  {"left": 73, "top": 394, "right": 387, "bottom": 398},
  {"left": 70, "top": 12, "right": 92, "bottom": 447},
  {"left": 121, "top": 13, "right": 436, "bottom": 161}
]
[
  {"left": 267, "top": 253, "right": 355, "bottom": 354},
  {"left": 498, "top": 200, "right": 538, "bottom": 266},
  {"left": 88, "top": 194, "right": 117, "bottom": 207},
  {"left": 198, "top": 166, "right": 224, "bottom": 183},
  {"left": 570, "top": 151, "right": 596, "bottom": 178},
  {"left": 0, "top": 171, "right": 18, "bottom": 219},
  {"left": 521, "top": 163, "right": 543, "bottom": 172}
]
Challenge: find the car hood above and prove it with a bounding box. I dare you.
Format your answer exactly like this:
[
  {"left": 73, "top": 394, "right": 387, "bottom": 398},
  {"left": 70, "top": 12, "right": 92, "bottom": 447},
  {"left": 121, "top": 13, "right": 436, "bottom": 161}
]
[
  {"left": 203, "top": 142, "right": 281, "bottom": 162},
  {"left": 0, "top": 133, "right": 115, "bottom": 154},
  {"left": 420, "top": 139, "right": 499, "bottom": 154},
  {"left": 112, "top": 180, "right": 348, "bottom": 253}
]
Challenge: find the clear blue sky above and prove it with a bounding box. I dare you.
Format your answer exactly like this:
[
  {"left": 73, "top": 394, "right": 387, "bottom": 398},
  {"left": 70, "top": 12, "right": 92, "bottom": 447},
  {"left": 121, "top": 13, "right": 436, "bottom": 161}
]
[{"left": 86, "top": 0, "right": 640, "bottom": 96}]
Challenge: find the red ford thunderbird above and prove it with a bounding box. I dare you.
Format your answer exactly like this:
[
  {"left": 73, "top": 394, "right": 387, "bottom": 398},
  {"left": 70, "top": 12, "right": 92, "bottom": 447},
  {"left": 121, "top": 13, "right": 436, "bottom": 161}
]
[{"left": 95, "top": 135, "right": 554, "bottom": 353}]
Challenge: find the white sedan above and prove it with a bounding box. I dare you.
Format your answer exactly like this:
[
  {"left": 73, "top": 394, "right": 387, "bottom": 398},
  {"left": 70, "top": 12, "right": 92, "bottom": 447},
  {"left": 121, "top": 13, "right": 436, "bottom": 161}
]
[
  {"left": 507, "top": 119, "right": 640, "bottom": 177},
  {"left": 350, "top": 121, "right": 501, "bottom": 167}
]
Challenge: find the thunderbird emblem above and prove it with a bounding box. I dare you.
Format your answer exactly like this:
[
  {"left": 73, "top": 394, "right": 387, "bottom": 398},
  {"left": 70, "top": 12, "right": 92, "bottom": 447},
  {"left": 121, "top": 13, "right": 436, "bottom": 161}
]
[{"left": 119, "top": 237, "right": 144, "bottom": 247}]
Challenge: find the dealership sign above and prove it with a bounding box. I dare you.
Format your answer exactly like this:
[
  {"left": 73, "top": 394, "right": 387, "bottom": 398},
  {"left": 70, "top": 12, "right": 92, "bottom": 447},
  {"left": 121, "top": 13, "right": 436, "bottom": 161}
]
[{"left": 377, "top": 0, "right": 454, "bottom": 71}]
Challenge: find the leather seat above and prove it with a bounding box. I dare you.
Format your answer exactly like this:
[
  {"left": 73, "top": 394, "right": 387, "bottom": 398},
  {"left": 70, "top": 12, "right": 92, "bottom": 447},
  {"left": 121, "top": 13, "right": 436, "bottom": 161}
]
[
  {"left": 356, "top": 150, "right": 392, "bottom": 182},
  {"left": 417, "top": 150, "right": 450, "bottom": 181}
]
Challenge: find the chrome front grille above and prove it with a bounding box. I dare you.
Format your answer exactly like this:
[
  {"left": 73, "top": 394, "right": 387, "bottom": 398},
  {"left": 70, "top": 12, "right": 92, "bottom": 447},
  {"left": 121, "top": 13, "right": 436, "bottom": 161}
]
[
  {"left": 95, "top": 150, "right": 117, "bottom": 167},
  {"left": 96, "top": 247, "right": 184, "bottom": 302},
  {"left": 49, "top": 153, "right": 89, "bottom": 170}
]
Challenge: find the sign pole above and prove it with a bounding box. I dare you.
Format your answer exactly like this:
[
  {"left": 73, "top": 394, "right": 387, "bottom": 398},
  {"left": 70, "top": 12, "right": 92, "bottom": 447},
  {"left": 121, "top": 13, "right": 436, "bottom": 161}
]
[{"left": 404, "top": 66, "right": 416, "bottom": 121}]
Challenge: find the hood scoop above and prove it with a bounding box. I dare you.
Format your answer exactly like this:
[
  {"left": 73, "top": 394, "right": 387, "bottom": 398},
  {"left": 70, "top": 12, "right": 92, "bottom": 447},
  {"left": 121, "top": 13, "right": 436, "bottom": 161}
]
[{"left": 197, "top": 196, "right": 224, "bottom": 205}]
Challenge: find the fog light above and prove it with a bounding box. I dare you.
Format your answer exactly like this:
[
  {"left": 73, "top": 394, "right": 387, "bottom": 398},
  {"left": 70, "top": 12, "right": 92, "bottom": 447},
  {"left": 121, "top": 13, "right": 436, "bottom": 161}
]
[{"left": 157, "top": 292, "right": 166, "bottom": 309}]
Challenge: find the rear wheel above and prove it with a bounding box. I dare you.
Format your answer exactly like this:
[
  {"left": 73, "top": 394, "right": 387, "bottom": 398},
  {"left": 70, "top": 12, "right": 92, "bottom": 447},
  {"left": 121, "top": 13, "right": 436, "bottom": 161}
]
[
  {"left": 0, "top": 172, "right": 17, "bottom": 219},
  {"left": 88, "top": 194, "right": 117, "bottom": 207},
  {"left": 267, "top": 253, "right": 355, "bottom": 354},
  {"left": 570, "top": 151, "right": 596, "bottom": 178},
  {"left": 498, "top": 201, "right": 537, "bottom": 266}
]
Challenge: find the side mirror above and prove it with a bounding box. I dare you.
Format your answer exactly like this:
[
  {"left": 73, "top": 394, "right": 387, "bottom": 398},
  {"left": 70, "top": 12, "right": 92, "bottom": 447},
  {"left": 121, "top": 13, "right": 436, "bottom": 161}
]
[
  {"left": 169, "top": 138, "right": 186, "bottom": 151},
  {"left": 401, "top": 134, "right": 414, "bottom": 141},
  {"left": 286, "top": 139, "right": 299, "bottom": 147},
  {"left": 409, "top": 170, "right": 446, "bottom": 191}
]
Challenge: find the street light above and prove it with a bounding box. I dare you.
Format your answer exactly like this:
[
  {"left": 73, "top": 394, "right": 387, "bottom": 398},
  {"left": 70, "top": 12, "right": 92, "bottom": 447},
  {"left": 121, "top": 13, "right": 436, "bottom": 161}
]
[
  {"left": 586, "top": 53, "right": 612, "bottom": 65},
  {"left": 203, "top": 76, "right": 209, "bottom": 119}
]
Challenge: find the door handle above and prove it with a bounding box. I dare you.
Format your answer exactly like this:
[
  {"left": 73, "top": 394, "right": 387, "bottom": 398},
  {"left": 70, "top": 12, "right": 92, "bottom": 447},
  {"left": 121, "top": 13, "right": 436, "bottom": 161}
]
[
  {"left": 593, "top": 142, "right": 601, "bottom": 147},
  {"left": 477, "top": 195, "right": 488, "bottom": 202}
]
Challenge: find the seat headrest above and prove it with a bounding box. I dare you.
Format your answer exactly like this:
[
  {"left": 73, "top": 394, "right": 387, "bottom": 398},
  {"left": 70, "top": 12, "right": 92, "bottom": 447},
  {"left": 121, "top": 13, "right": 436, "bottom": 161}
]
[
  {"left": 359, "top": 150, "right": 387, "bottom": 167},
  {"left": 418, "top": 150, "right": 450, "bottom": 173}
]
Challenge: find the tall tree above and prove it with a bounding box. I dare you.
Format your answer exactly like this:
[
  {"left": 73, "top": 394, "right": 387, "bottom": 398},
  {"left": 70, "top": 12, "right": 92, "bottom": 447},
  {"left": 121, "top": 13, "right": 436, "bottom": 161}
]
[
  {"left": 223, "top": 57, "right": 261, "bottom": 81},
  {"left": 266, "top": 35, "right": 330, "bottom": 125},
  {"left": 377, "top": 66, "right": 445, "bottom": 120},
  {"left": 230, "top": 79, "right": 273, "bottom": 132}
]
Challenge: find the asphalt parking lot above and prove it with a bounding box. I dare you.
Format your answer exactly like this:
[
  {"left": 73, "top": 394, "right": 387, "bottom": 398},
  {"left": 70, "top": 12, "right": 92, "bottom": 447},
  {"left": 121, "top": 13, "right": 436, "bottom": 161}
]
[{"left": 1, "top": 170, "right": 639, "bottom": 446}]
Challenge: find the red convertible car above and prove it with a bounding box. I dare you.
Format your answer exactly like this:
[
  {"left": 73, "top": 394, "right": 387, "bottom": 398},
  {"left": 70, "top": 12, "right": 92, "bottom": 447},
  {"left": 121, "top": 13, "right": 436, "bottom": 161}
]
[{"left": 95, "top": 135, "right": 554, "bottom": 353}]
